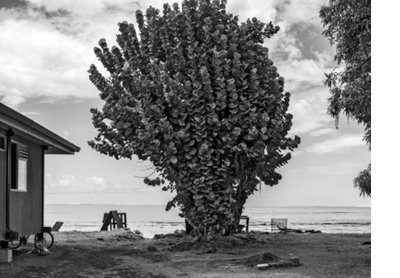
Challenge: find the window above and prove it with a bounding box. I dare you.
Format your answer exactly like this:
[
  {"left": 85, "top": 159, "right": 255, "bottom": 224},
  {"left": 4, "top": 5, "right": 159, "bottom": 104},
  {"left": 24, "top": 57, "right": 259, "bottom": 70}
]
[
  {"left": 0, "top": 135, "right": 5, "bottom": 151},
  {"left": 11, "top": 142, "right": 28, "bottom": 191}
]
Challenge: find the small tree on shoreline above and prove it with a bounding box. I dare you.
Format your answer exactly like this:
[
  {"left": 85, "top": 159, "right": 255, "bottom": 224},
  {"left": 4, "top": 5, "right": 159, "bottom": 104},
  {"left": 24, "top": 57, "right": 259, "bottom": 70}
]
[
  {"left": 320, "top": 0, "right": 371, "bottom": 197},
  {"left": 88, "top": 0, "right": 300, "bottom": 238}
]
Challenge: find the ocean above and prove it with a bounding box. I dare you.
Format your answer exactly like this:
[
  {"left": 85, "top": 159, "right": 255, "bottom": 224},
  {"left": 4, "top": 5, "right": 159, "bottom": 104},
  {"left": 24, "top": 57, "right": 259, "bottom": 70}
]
[{"left": 44, "top": 204, "right": 371, "bottom": 238}]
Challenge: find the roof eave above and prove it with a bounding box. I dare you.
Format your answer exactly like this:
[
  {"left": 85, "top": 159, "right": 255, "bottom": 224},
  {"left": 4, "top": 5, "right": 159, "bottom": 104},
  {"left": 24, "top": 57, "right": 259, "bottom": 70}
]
[{"left": 0, "top": 103, "right": 80, "bottom": 154}]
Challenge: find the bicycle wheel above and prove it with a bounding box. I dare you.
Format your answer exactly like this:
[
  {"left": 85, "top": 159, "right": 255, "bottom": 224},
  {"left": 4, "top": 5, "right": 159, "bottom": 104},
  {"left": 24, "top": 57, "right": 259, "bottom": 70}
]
[
  {"left": 34, "top": 232, "right": 54, "bottom": 249},
  {"left": 7, "top": 237, "right": 22, "bottom": 249}
]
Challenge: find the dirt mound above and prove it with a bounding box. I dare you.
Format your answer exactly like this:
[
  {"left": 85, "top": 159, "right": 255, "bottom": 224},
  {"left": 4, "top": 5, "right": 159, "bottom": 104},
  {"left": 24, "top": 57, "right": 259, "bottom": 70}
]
[
  {"left": 53, "top": 229, "right": 145, "bottom": 249},
  {"left": 241, "top": 252, "right": 282, "bottom": 267},
  {"left": 240, "top": 252, "right": 300, "bottom": 269},
  {"left": 168, "top": 235, "right": 249, "bottom": 253}
]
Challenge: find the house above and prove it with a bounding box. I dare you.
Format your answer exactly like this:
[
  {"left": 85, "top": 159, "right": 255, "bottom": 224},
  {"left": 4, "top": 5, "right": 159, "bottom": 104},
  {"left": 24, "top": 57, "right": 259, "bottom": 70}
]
[{"left": 0, "top": 103, "right": 80, "bottom": 247}]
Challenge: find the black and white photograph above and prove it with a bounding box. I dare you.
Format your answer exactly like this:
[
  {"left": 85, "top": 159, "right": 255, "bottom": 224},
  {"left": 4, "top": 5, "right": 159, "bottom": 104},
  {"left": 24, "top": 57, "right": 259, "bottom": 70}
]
[{"left": 1, "top": 0, "right": 374, "bottom": 277}]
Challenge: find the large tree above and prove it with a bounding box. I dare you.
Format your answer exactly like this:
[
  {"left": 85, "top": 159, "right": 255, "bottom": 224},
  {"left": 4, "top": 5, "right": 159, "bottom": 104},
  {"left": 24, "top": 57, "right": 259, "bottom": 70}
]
[
  {"left": 88, "top": 0, "right": 300, "bottom": 238},
  {"left": 320, "top": 0, "right": 371, "bottom": 197}
]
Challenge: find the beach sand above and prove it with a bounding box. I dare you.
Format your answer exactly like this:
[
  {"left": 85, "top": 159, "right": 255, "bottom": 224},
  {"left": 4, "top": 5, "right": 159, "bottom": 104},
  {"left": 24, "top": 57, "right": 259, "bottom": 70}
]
[{"left": 0, "top": 229, "right": 370, "bottom": 277}]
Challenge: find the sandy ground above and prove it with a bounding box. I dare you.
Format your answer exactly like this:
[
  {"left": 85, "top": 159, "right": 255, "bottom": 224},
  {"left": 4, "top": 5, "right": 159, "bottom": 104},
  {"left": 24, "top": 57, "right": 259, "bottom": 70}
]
[{"left": 0, "top": 229, "right": 371, "bottom": 278}]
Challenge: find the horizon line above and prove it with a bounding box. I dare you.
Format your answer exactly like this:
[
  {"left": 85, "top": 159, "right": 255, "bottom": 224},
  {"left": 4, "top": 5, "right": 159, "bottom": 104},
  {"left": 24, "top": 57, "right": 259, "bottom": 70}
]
[{"left": 44, "top": 203, "right": 371, "bottom": 208}]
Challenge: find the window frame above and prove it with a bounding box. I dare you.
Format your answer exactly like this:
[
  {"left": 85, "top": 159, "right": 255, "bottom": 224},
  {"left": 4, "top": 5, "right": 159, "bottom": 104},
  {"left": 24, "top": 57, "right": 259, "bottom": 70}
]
[
  {"left": 0, "top": 134, "right": 5, "bottom": 151},
  {"left": 10, "top": 141, "right": 28, "bottom": 192}
]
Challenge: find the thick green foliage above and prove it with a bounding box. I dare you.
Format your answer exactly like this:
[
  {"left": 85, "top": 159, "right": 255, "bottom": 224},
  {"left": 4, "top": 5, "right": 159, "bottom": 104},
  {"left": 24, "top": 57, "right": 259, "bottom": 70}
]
[
  {"left": 353, "top": 164, "right": 371, "bottom": 198},
  {"left": 320, "top": 0, "right": 371, "bottom": 197},
  {"left": 88, "top": 0, "right": 300, "bottom": 237}
]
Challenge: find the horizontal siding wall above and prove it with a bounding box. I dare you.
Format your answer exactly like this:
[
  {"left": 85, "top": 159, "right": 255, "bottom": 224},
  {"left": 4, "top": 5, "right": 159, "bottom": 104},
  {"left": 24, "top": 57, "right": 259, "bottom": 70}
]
[
  {"left": 10, "top": 134, "right": 43, "bottom": 237},
  {"left": 0, "top": 128, "right": 6, "bottom": 240}
]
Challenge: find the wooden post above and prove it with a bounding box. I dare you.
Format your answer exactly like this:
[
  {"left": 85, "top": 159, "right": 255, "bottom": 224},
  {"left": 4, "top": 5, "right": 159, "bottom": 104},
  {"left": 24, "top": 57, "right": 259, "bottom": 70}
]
[
  {"left": 111, "top": 211, "right": 123, "bottom": 228},
  {"left": 119, "top": 213, "right": 127, "bottom": 228},
  {"left": 0, "top": 249, "right": 12, "bottom": 263},
  {"left": 240, "top": 215, "right": 250, "bottom": 233},
  {"left": 100, "top": 211, "right": 114, "bottom": 231},
  {"left": 5, "top": 129, "right": 14, "bottom": 230}
]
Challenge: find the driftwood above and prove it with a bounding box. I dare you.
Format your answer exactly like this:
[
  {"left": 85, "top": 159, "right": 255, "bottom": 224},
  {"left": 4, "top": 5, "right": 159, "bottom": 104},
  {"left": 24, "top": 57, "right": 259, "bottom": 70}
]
[{"left": 277, "top": 225, "right": 321, "bottom": 234}]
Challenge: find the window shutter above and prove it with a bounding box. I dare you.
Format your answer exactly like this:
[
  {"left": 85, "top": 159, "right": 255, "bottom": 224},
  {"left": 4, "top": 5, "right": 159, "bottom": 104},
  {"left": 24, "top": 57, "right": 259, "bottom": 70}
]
[{"left": 19, "top": 145, "right": 28, "bottom": 160}]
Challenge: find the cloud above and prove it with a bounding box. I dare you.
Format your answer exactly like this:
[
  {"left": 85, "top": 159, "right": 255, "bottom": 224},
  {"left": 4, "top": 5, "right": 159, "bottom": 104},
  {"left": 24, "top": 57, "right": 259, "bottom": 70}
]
[
  {"left": 273, "top": 47, "right": 337, "bottom": 138},
  {"left": 20, "top": 110, "right": 41, "bottom": 116},
  {"left": 58, "top": 174, "right": 78, "bottom": 187},
  {"left": 226, "top": 0, "right": 327, "bottom": 28},
  {"left": 226, "top": 0, "right": 277, "bottom": 22},
  {"left": 275, "top": 51, "right": 335, "bottom": 94},
  {"left": 45, "top": 174, "right": 57, "bottom": 188},
  {"left": 309, "top": 128, "right": 337, "bottom": 137},
  {"left": 2, "top": 0, "right": 363, "bottom": 159},
  {"left": 273, "top": 0, "right": 327, "bottom": 26},
  {"left": 306, "top": 133, "right": 366, "bottom": 154},
  {"left": 0, "top": 0, "right": 143, "bottom": 104},
  {"left": 251, "top": 2, "right": 338, "bottom": 140},
  {"left": 289, "top": 160, "right": 368, "bottom": 176},
  {"left": 0, "top": 8, "right": 96, "bottom": 102},
  {"left": 0, "top": 0, "right": 333, "bottom": 106},
  {"left": 312, "top": 162, "right": 367, "bottom": 176},
  {"left": 62, "top": 130, "right": 71, "bottom": 140},
  {"left": 0, "top": 89, "right": 25, "bottom": 108},
  {"left": 86, "top": 176, "right": 106, "bottom": 187},
  {"left": 287, "top": 86, "right": 333, "bottom": 136},
  {"left": 46, "top": 174, "right": 107, "bottom": 193}
]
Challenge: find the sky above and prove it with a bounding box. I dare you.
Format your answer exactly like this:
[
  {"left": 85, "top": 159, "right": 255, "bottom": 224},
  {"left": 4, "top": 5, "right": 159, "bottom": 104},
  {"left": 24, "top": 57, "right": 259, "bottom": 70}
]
[{"left": 0, "top": 0, "right": 372, "bottom": 207}]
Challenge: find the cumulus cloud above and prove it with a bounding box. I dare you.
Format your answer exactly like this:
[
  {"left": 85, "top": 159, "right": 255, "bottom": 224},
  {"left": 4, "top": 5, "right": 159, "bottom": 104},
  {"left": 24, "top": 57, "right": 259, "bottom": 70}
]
[
  {"left": 0, "top": 9, "right": 94, "bottom": 103},
  {"left": 287, "top": 85, "right": 333, "bottom": 136},
  {"left": 309, "top": 128, "right": 337, "bottom": 137},
  {"left": 20, "top": 110, "right": 41, "bottom": 116},
  {"left": 273, "top": 0, "right": 327, "bottom": 26},
  {"left": 312, "top": 162, "right": 366, "bottom": 176},
  {"left": 226, "top": 0, "right": 277, "bottom": 23},
  {"left": 0, "top": 0, "right": 333, "bottom": 105},
  {"left": 46, "top": 174, "right": 108, "bottom": 193},
  {"left": 2, "top": 0, "right": 364, "bottom": 161},
  {"left": 239, "top": 0, "right": 338, "bottom": 140},
  {"left": 86, "top": 176, "right": 106, "bottom": 188},
  {"left": 289, "top": 160, "right": 368, "bottom": 176},
  {"left": 0, "top": 89, "right": 25, "bottom": 108},
  {"left": 45, "top": 174, "right": 57, "bottom": 188},
  {"left": 62, "top": 130, "right": 71, "bottom": 140},
  {"left": 306, "top": 134, "right": 366, "bottom": 154},
  {"left": 0, "top": 0, "right": 143, "bottom": 104},
  {"left": 279, "top": 55, "right": 333, "bottom": 89},
  {"left": 226, "top": 0, "right": 327, "bottom": 28},
  {"left": 58, "top": 174, "right": 78, "bottom": 187}
]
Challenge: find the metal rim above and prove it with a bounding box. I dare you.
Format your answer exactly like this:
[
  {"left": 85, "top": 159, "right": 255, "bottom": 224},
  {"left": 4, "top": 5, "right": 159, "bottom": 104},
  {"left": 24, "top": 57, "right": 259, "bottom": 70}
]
[
  {"left": 7, "top": 238, "right": 22, "bottom": 249},
  {"left": 34, "top": 232, "right": 54, "bottom": 249}
]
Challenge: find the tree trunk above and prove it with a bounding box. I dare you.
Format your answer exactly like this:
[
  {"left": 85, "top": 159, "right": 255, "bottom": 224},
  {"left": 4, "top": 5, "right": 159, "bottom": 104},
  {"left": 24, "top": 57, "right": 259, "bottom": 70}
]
[
  {"left": 185, "top": 219, "right": 194, "bottom": 234},
  {"left": 227, "top": 154, "right": 249, "bottom": 235},
  {"left": 229, "top": 189, "right": 248, "bottom": 235}
]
